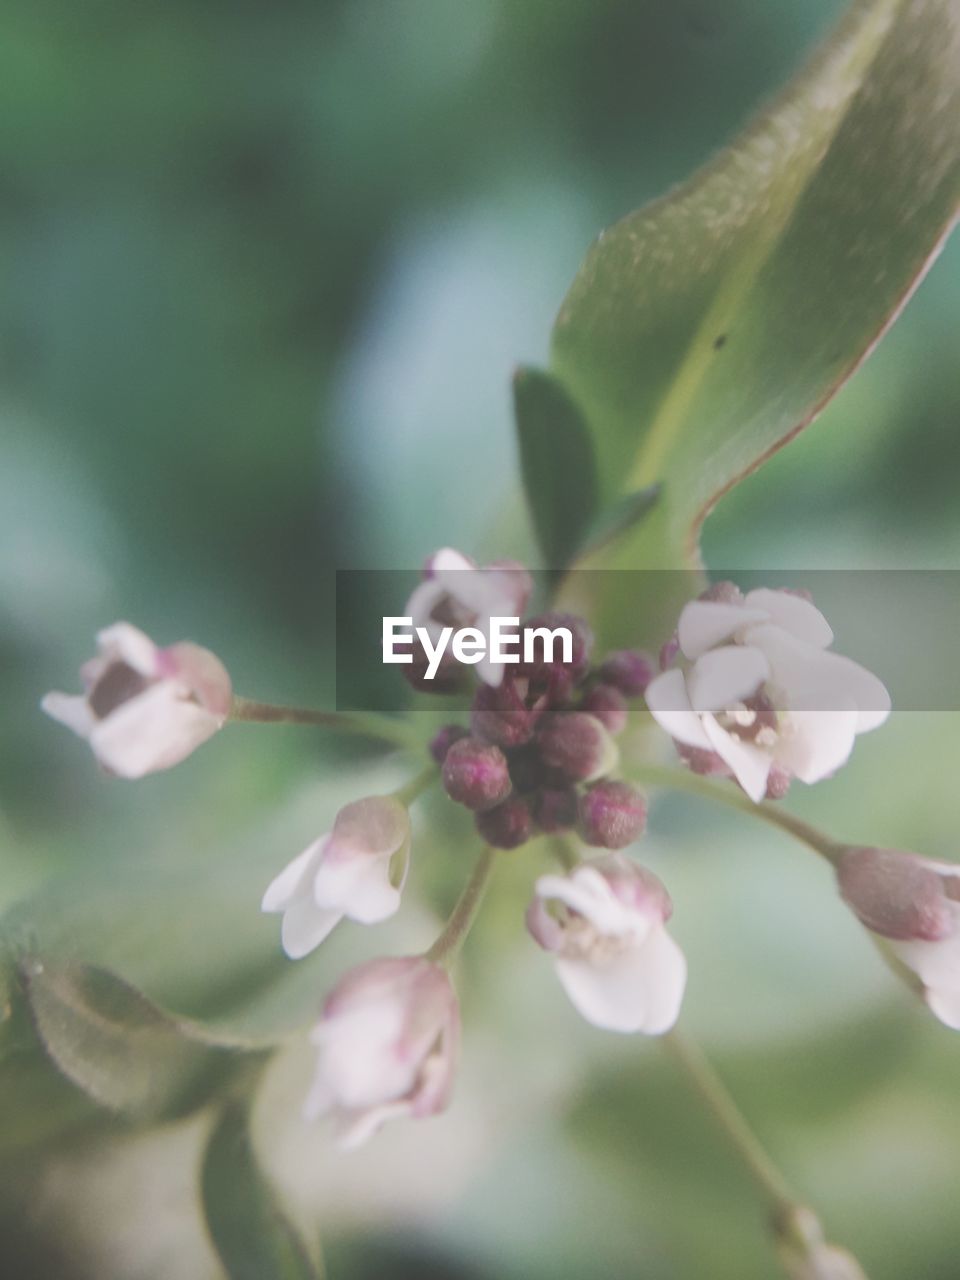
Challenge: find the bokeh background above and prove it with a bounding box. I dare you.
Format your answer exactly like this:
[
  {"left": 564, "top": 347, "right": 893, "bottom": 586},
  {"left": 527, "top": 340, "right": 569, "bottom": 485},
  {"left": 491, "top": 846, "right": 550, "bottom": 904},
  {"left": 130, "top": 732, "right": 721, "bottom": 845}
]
[{"left": 2, "top": 1, "right": 959, "bottom": 1277}]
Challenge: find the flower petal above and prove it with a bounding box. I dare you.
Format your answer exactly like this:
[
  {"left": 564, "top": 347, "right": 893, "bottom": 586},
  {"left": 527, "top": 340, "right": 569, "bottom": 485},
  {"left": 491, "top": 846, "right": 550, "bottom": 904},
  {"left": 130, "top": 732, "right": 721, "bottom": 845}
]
[
  {"left": 745, "top": 624, "right": 890, "bottom": 731},
  {"left": 702, "top": 715, "right": 771, "bottom": 803},
  {"left": 777, "top": 709, "right": 859, "bottom": 785},
  {"left": 314, "top": 852, "right": 402, "bottom": 924},
  {"left": 41, "top": 691, "right": 96, "bottom": 739},
  {"left": 333, "top": 1100, "right": 413, "bottom": 1149},
  {"left": 261, "top": 839, "right": 326, "bottom": 913},
  {"left": 280, "top": 899, "right": 342, "bottom": 959},
  {"left": 743, "top": 589, "right": 833, "bottom": 648},
  {"left": 686, "top": 645, "right": 769, "bottom": 713},
  {"left": 96, "top": 622, "right": 160, "bottom": 676},
  {"left": 645, "top": 669, "right": 713, "bottom": 750},
  {"left": 677, "top": 600, "right": 769, "bottom": 659},
  {"left": 534, "top": 866, "right": 638, "bottom": 938},
  {"left": 892, "top": 929, "right": 960, "bottom": 1031},
  {"left": 554, "top": 925, "right": 686, "bottom": 1034},
  {"left": 89, "top": 683, "right": 220, "bottom": 778}
]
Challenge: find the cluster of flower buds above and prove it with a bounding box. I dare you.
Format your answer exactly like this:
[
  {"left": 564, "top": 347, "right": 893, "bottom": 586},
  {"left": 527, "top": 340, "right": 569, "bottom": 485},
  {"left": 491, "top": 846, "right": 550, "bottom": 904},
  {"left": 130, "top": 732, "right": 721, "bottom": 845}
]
[
  {"left": 646, "top": 583, "right": 890, "bottom": 803},
  {"left": 403, "top": 550, "right": 656, "bottom": 853}
]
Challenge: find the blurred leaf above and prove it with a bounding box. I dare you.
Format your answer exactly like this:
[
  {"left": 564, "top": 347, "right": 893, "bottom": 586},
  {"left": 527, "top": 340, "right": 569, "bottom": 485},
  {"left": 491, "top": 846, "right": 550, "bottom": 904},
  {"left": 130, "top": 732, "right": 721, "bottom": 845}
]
[
  {"left": 21, "top": 958, "right": 246, "bottom": 1120},
  {"left": 202, "top": 1097, "right": 322, "bottom": 1280},
  {"left": 577, "top": 484, "right": 661, "bottom": 561},
  {"left": 513, "top": 366, "right": 598, "bottom": 571},
  {"left": 551, "top": 0, "right": 960, "bottom": 612}
]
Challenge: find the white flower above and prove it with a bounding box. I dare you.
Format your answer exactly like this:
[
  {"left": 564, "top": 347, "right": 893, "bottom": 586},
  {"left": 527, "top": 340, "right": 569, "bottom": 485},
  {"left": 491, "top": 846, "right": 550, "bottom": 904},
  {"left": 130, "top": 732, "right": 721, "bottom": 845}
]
[
  {"left": 305, "top": 956, "right": 460, "bottom": 1148},
  {"left": 837, "top": 845, "right": 960, "bottom": 1030},
  {"left": 645, "top": 587, "right": 890, "bottom": 802},
  {"left": 405, "top": 548, "right": 532, "bottom": 687},
  {"left": 42, "top": 622, "right": 231, "bottom": 778},
  {"left": 526, "top": 854, "right": 686, "bottom": 1034},
  {"left": 261, "top": 796, "right": 411, "bottom": 959}
]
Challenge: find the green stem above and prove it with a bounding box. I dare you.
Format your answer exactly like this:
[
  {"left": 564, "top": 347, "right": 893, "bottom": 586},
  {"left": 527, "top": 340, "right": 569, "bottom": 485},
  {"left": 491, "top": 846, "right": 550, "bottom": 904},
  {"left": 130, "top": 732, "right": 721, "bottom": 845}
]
[
  {"left": 229, "top": 696, "right": 425, "bottom": 753},
  {"left": 395, "top": 764, "right": 438, "bottom": 806},
  {"left": 629, "top": 763, "right": 842, "bottom": 863},
  {"left": 426, "top": 844, "right": 499, "bottom": 967},
  {"left": 663, "top": 1029, "right": 796, "bottom": 1219}
]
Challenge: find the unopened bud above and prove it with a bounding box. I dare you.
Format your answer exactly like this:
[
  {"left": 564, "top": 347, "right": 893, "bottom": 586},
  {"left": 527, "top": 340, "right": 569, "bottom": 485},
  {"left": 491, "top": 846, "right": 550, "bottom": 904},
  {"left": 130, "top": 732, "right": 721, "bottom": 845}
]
[
  {"left": 475, "top": 795, "right": 534, "bottom": 850},
  {"left": 534, "top": 787, "right": 578, "bottom": 834},
  {"left": 578, "top": 781, "right": 647, "bottom": 849},
  {"left": 442, "top": 737, "right": 512, "bottom": 812},
  {"left": 537, "top": 712, "right": 618, "bottom": 783},
  {"left": 699, "top": 580, "right": 743, "bottom": 604},
  {"left": 471, "top": 675, "right": 536, "bottom": 748},
  {"left": 429, "top": 724, "right": 468, "bottom": 764},
  {"left": 598, "top": 649, "right": 655, "bottom": 696},
  {"left": 518, "top": 611, "right": 594, "bottom": 687},
  {"left": 836, "top": 846, "right": 954, "bottom": 942},
  {"left": 580, "top": 684, "right": 628, "bottom": 735}
]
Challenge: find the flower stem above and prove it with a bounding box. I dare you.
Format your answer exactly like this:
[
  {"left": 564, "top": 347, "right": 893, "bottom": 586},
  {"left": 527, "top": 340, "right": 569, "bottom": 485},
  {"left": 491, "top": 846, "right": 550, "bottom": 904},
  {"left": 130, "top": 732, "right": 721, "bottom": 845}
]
[
  {"left": 628, "top": 763, "right": 842, "bottom": 863},
  {"left": 395, "top": 764, "right": 438, "bottom": 806},
  {"left": 229, "top": 696, "right": 425, "bottom": 753},
  {"left": 663, "top": 1028, "right": 796, "bottom": 1219},
  {"left": 426, "top": 844, "right": 499, "bottom": 967}
]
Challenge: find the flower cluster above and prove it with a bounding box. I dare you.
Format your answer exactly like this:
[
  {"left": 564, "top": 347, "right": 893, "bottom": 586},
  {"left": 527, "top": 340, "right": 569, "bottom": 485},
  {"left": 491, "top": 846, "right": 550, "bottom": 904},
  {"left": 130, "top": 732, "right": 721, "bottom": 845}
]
[{"left": 41, "top": 557, "right": 960, "bottom": 1162}]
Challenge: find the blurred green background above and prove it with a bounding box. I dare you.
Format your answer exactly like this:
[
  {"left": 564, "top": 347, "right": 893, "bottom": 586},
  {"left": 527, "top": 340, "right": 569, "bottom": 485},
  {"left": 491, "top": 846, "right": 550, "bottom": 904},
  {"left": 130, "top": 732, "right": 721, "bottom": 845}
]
[{"left": 2, "top": 1, "right": 959, "bottom": 1277}]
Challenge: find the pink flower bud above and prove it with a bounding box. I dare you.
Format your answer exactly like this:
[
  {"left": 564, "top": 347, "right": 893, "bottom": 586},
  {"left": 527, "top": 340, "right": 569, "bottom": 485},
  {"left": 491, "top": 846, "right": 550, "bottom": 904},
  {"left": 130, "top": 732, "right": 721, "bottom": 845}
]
[
  {"left": 837, "top": 847, "right": 953, "bottom": 943},
  {"left": 441, "top": 737, "right": 512, "bottom": 811},
  {"left": 836, "top": 846, "right": 960, "bottom": 1031},
  {"left": 579, "top": 684, "right": 628, "bottom": 735},
  {"left": 598, "top": 649, "right": 655, "bottom": 696},
  {"left": 262, "top": 795, "right": 411, "bottom": 958},
  {"left": 578, "top": 781, "right": 647, "bottom": 849},
  {"left": 475, "top": 794, "right": 534, "bottom": 850},
  {"left": 306, "top": 957, "right": 460, "bottom": 1148},
  {"left": 429, "top": 724, "right": 468, "bottom": 764},
  {"left": 42, "top": 622, "right": 231, "bottom": 778},
  {"left": 537, "top": 712, "right": 618, "bottom": 783}
]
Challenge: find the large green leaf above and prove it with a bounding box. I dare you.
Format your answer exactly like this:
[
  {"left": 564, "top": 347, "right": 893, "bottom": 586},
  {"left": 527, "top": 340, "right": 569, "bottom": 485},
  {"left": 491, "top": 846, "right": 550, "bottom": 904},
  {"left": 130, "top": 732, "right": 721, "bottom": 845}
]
[
  {"left": 202, "top": 1098, "right": 322, "bottom": 1280},
  {"left": 550, "top": 0, "right": 959, "bottom": 634}
]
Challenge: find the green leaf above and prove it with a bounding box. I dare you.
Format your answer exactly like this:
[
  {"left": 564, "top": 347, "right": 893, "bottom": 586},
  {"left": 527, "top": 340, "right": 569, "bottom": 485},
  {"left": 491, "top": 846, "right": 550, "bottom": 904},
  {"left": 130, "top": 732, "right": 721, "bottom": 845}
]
[
  {"left": 551, "top": 0, "right": 960, "bottom": 598},
  {"left": 513, "top": 366, "right": 599, "bottom": 570},
  {"left": 21, "top": 958, "right": 246, "bottom": 1120},
  {"left": 202, "top": 1098, "right": 322, "bottom": 1280}
]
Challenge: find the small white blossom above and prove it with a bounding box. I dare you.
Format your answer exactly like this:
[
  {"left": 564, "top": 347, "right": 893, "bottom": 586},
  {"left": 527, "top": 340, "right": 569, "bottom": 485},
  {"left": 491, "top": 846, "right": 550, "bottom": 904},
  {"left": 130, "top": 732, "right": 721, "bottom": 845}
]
[
  {"left": 405, "top": 548, "right": 531, "bottom": 687},
  {"left": 526, "top": 854, "right": 686, "bottom": 1034},
  {"left": 261, "top": 796, "right": 411, "bottom": 959},
  {"left": 305, "top": 956, "right": 460, "bottom": 1148},
  {"left": 838, "top": 845, "right": 960, "bottom": 1030},
  {"left": 645, "top": 587, "right": 890, "bottom": 802},
  {"left": 42, "top": 622, "right": 231, "bottom": 778}
]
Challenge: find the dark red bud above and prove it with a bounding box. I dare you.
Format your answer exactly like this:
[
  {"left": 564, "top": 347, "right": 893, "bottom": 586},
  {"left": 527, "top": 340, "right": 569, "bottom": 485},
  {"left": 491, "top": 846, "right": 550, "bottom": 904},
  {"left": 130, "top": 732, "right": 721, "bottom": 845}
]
[
  {"left": 598, "top": 649, "right": 655, "bottom": 697},
  {"left": 537, "top": 712, "right": 617, "bottom": 783},
  {"left": 577, "top": 781, "right": 647, "bottom": 849},
  {"left": 475, "top": 794, "right": 534, "bottom": 850},
  {"left": 580, "top": 684, "right": 628, "bottom": 735},
  {"left": 442, "top": 737, "right": 512, "bottom": 812},
  {"left": 429, "top": 724, "right": 468, "bottom": 764}
]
